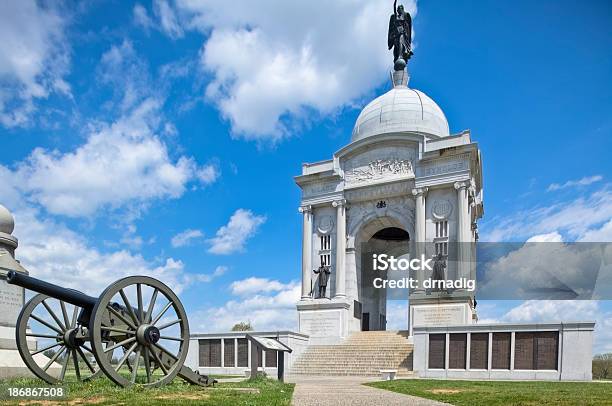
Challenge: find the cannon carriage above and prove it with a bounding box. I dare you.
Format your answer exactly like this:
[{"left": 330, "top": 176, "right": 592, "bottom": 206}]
[{"left": 7, "top": 271, "right": 213, "bottom": 387}]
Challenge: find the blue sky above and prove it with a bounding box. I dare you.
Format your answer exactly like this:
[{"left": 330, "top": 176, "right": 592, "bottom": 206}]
[{"left": 1, "top": 1, "right": 611, "bottom": 352}]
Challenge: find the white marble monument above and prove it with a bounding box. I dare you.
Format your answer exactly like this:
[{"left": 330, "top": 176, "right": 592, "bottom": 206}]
[
  {"left": 295, "top": 69, "right": 484, "bottom": 343},
  {"left": 0, "top": 205, "right": 54, "bottom": 379}
]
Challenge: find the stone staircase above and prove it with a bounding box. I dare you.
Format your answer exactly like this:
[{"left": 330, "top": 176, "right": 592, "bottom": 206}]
[{"left": 289, "top": 330, "right": 414, "bottom": 377}]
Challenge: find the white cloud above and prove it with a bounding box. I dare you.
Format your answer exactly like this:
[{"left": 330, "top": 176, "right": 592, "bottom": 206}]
[
  {"left": 154, "top": 0, "right": 184, "bottom": 39},
  {"left": 526, "top": 231, "right": 563, "bottom": 242},
  {"left": 11, "top": 208, "right": 203, "bottom": 296},
  {"left": 171, "top": 228, "right": 204, "bottom": 247},
  {"left": 169, "top": 0, "right": 417, "bottom": 140},
  {"left": 4, "top": 99, "right": 217, "bottom": 218},
  {"left": 207, "top": 209, "right": 266, "bottom": 254},
  {"left": 482, "top": 184, "right": 612, "bottom": 242},
  {"left": 133, "top": 4, "right": 154, "bottom": 31},
  {"left": 230, "top": 277, "right": 295, "bottom": 296},
  {"left": 547, "top": 175, "right": 603, "bottom": 192},
  {"left": 191, "top": 277, "right": 300, "bottom": 332},
  {"left": 0, "top": 0, "right": 70, "bottom": 127}
]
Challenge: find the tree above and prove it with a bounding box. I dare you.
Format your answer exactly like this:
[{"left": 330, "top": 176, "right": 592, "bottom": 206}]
[
  {"left": 593, "top": 353, "right": 612, "bottom": 380},
  {"left": 231, "top": 321, "right": 253, "bottom": 331}
]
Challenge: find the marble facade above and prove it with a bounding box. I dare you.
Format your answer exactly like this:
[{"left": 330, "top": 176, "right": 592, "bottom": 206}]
[{"left": 295, "top": 70, "right": 484, "bottom": 343}]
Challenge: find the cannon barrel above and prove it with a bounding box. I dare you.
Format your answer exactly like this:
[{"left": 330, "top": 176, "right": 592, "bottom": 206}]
[{"left": 6, "top": 271, "right": 98, "bottom": 309}]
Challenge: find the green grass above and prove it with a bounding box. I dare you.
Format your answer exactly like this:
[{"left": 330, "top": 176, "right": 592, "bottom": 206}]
[
  {"left": 0, "top": 374, "right": 293, "bottom": 405},
  {"left": 367, "top": 379, "right": 612, "bottom": 406}
]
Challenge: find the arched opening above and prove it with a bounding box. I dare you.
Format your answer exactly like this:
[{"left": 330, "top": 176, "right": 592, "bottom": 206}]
[{"left": 359, "top": 226, "right": 410, "bottom": 332}]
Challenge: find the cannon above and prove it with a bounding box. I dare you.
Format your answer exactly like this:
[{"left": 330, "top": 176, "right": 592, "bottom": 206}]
[{"left": 7, "top": 271, "right": 214, "bottom": 387}]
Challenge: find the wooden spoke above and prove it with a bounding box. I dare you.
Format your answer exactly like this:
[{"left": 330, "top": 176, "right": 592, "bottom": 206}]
[
  {"left": 30, "top": 314, "right": 63, "bottom": 335},
  {"left": 131, "top": 348, "right": 141, "bottom": 383},
  {"left": 143, "top": 347, "right": 152, "bottom": 383},
  {"left": 72, "top": 349, "right": 81, "bottom": 380},
  {"left": 100, "top": 326, "right": 135, "bottom": 335},
  {"left": 137, "top": 283, "right": 144, "bottom": 323},
  {"left": 118, "top": 289, "right": 140, "bottom": 325},
  {"left": 115, "top": 342, "right": 138, "bottom": 372},
  {"left": 26, "top": 333, "right": 62, "bottom": 339},
  {"left": 81, "top": 344, "right": 94, "bottom": 353},
  {"left": 60, "top": 301, "right": 70, "bottom": 329},
  {"left": 76, "top": 347, "right": 96, "bottom": 374},
  {"left": 151, "top": 301, "right": 173, "bottom": 326},
  {"left": 153, "top": 343, "right": 178, "bottom": 361},
  {"left": 159, "top": 336, "right": 183, "bottom": 342},
  {"left": 103, "top": 336, "right": 136, "bottom": 354},
  {"left": 31, "top": 341, "right": 63, "bottom": 356},
  {"left": 157, "top": 319, "right": 181, "bottom": 331},
  {"left": 42, "top": 300, "right": 65, "bottom": 331},
  {"left": 43, "top": 346, "right": 65, "bottom": 371},
  {"left": 71, "top": 305, "right": 79, "bottom": 329},
  {"left": 145, "top": 288, "right": 158, "bottom": 324},
  {"left": 59, "top": 350, "right": 70, "bottom": 381},
  {"left": 106, "top": 305, "right": 136, "bottom": 330},
  {"left": 149, "top": 347, "right": 169, "bottom": 375}
]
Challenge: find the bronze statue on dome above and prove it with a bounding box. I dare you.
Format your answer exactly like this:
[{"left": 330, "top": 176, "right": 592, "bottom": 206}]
[{"left": 388, "top": 0, "right": 413, "bottom": 71}]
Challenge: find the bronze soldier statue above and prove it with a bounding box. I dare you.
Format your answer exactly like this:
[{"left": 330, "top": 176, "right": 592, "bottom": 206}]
[
  {"left": 432, "top": 253, "right": 447, "bottom": 291},
  {"left": 388, "top": 0, "right": 413, "bottom": 71},
  {"left": 313, "top": 265, "right": 331, "bottom": 298}
]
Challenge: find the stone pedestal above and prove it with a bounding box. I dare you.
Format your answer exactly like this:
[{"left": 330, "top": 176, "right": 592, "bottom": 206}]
[
  {"left": 297, "top": 298, "right": 352, "bottom": 344},
  {"left": 0, "top": 205, "right": 60, "bottom": 379},
  {"left": 408, "top": 294, "right": 475, "bottom": 336}
]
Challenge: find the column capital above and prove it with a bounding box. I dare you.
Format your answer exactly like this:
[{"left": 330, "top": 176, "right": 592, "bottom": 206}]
[
  {"left": 411, "top": 187, "right": 428, "bottom": 197},
  {"left": 298, "top": 205, "right": 312, "bottom": 214},
  {"left": 454, "top": 181, "right": 470, "bottom": 191},
  {"left": 332, "top": 199, "right": 347, "bottom": 208}
]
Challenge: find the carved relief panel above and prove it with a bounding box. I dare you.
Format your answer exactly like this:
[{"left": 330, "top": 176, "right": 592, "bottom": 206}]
[{"left": 343, "top": 146, "right": 416, "bottom": 186}]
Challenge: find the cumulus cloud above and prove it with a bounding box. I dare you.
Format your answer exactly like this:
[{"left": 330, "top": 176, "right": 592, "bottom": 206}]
[
  {"left": 230, "top": 277, "right": 296, "bottom": 296},
  {"left": 11, "top": 207, "right": 214, "bottom": 295},
  {"left": 165, "top": 0, "right": 417, "bottom": 140},
  {"left": 171, "top": 228, "right": 204, "bottom": 247},
  {"left": 0, "top": 0, "right": 70, "bottom": 127},
  {"left": 191, "top": 277, "right": 300, "bottom": 332},
  {"left": 207, "top": 209, "right": 266, "bottom": 254},
  {"left": 547, "top": 175, "right": 603, "bottom": 192},
  {"left": 3, "top": 99, "right": 217, "bottom": 218},
  {"left": 481, "top": 184, "right": 612, "bottom": 242}
]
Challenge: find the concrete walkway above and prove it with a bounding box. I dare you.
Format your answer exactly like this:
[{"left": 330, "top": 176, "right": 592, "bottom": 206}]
[{"left": 288, "top": 376, "right": 450, "bottom": 406}]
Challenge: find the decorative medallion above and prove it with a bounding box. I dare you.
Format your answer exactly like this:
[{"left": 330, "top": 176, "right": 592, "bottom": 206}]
[
  {"left": 432, "top": 199, "right": 453, "bottom": 219},
  {"left": 317, "top": 215, "right": 334, "bottom": 234}
]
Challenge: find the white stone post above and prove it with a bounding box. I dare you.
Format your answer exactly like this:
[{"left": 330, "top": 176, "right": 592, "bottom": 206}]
[
  {"left": 332, "top": 199, "right": 346, "bottom": 298},
  {"left": 411, "top": 187, "right": 428, "bottom": 286},
  {"left": 299, "top": 205, "right": 313, "bottom": 299},
  {"left": 454, "top": 181, "right": 470, "bottom": 280}
]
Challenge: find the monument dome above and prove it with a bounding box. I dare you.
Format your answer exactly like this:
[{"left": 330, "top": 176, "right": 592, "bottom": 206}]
[
  {"left": 0, "top": 204, "right": 15, "bottom": 235},
  {"left": 351, "top": 72, "right": 450, "bottom": 142}
]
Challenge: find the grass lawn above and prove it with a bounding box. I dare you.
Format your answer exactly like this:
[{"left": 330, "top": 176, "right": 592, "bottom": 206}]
[
  {"left": 367, "top": 379, "right": 612, "bottom": 406},
  {"left": 0, "top": 375, "right": 293, "bottom": 405}
]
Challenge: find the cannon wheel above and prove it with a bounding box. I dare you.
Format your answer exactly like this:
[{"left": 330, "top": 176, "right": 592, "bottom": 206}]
[
  {"left": 16, "top": 294, "right": 102, "bottom": 384},
  {"left": 89, "top": 276, "right": 189, "bottom": 387}
]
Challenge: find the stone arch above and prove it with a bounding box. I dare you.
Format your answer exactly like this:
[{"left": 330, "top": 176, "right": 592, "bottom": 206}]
[{"left": 348, "top": 207, "right": 414, "bottom": 250}]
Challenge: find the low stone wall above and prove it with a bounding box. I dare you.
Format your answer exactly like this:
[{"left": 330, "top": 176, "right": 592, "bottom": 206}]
[
  {"left": 413, "top": 322, "right": 595, "bottom": 381},
  {"left": 185, "top": 331, "right": 309, "bottom": 378}
]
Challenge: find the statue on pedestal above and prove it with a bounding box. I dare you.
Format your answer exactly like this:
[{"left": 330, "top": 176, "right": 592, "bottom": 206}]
[
  {"left": 388, "top": 0, "right": 413, "bottom": 71},
  {"left": 313, "top": 265, "right": 331, "bottom": 298}
]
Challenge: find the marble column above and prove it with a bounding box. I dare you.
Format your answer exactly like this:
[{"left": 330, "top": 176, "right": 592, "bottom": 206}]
[
  {"left": 299, "top": 205, "right": 313, "bottom": 299},
  {"left": 454, "top": 181, "right": 470, "bottom": 280},
  {"left": 411, "top": 187, "right": 428, "bottom": 285},
  {"left": 332, "top": 199, "right": 346, "bottom": 298}
]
